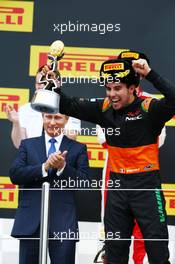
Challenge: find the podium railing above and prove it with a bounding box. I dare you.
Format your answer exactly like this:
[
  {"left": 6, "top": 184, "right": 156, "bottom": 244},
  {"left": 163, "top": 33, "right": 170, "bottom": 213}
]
[{"left": 39, "top": 182, "right": 50, "bottom": 264}]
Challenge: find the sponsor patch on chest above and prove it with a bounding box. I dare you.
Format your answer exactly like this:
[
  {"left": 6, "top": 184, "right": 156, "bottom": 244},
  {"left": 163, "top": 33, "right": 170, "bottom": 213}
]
[{"left": 125, "top": 109, "right": 142, "bottom": 121}]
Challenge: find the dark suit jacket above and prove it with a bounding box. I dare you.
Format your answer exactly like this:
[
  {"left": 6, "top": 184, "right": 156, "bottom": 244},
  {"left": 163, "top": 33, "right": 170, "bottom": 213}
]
[{"left": 9, "top": 134, "right": 90, "bottom": 238}]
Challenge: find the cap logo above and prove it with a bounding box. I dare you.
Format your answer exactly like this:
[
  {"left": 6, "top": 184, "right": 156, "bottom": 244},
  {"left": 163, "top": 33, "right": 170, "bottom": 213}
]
[
  {"left": 114, "top": 69, "right": 130, "bottom": 78},
  {"left": 101, "top": 69, "right": 130, "bottom": 79},
  {"left": 121, "top": 52, "right": 139, "bottom": 59},
  {"left": 101, "top": 72, "right": 112, "bottom": 78},
  {"left": 104, "top": 63, "right": 124, "bottom": 71}
]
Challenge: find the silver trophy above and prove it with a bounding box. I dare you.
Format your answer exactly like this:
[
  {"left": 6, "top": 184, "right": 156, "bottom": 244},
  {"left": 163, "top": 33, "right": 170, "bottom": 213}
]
[{"left": 31, "top": 40, "right": 64, "bottom": 113}]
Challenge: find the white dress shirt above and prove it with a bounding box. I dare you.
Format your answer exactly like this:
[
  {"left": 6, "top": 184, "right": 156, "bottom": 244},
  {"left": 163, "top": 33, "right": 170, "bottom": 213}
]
[{"left": 44, "top": 132, "right": 64, "bottom": 157}]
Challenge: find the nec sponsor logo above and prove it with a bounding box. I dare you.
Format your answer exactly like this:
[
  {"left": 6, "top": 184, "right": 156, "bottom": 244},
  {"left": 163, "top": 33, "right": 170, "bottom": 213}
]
[
  {"left": 125, "top": 114, "right": 142, "bottom": 121},
  {"left": 0, "top": 1, "right": 34, "bottom": 32}
]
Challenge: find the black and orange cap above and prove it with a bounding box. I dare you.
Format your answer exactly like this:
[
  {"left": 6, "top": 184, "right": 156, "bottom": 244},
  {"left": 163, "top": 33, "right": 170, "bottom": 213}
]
[
  {"left": 118, "top": 50, "right": 150, "bottom": 64},
  {"left": 100, "top": 59, "right": 140, "bottom": 87}
]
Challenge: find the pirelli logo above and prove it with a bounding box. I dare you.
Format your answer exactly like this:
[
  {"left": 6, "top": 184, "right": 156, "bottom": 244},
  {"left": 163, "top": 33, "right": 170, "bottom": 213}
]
[
  {"left": 121, "top": 52, "right": 139, "bottom": 59},
  {"left": 104, "top": 62, "right": 124, "bottom": 71},
  {"left": 162, "top": 184, "right": 175, "bottom": 216},
  {"left": 29, "top": 46, "right": 127, "bottom": 78},
  {"left": 77, "top": 136, "right": 107, "bottom": 168},
  {"left": 0, "top": 177, "right": 18, "bottom": 209},
  {"left": 0, "top": 1, "right": 34, "bottom": 32},
  {"left": 0, "top": 88, "right": 29, "bottom": 119}
]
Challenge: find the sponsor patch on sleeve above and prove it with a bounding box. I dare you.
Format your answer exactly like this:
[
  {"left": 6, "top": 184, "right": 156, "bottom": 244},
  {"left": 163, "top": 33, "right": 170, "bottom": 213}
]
[
  {"left": 141, "top": 98, "right": 153, "bottom": 112},
  {"left": 102, "top": 97, "right": 111, "bottom": 112}
]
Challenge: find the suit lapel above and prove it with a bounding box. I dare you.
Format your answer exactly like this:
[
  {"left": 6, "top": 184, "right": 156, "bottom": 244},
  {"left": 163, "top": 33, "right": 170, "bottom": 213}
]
[
  {"left": 34, "top": 134, "right": 47, "bottom": 163},
  {"left": 59, "top": 135, "right": 73, "bottom": 153}
]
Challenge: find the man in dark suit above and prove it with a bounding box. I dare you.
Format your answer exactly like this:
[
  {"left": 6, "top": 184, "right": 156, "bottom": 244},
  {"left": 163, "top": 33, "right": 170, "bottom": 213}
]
[{"left": 9, "top": 113, "right": 90, "bottom": 264}]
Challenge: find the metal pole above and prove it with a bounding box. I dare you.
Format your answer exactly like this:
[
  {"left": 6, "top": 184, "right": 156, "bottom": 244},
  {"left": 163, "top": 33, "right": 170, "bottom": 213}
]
[{"left": 39, "top": 182, "right": 50, "bottom": 264}]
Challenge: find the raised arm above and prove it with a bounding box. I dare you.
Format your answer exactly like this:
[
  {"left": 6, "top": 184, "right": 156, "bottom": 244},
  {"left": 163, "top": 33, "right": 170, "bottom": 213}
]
[
  {"left": 60, "top": 92, "right": 104, "bottom": 125},
  {"left": 132, "top": 59, "right": 175, "bottom": 127},
  {"left": 4, "top": 105, "right": 27, "bottom": 148}
]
